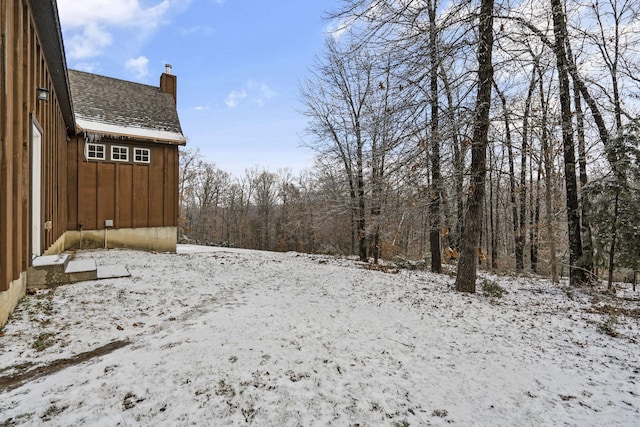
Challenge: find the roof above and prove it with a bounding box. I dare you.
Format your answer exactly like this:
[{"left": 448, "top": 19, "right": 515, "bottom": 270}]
[
  {"left": 29, "top": 0, "right": 75, "bottom": 133},
  {"left": 67, "top": 70, "right": 186, "bottom": 145}
]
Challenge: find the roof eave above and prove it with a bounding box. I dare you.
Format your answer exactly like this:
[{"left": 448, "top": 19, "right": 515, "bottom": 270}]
[
  {"left": 77, "top": 121, "right": 186, "bottom": 146},
  {"left": 29, "top": 0, "right": 76, "bottom": 134}
]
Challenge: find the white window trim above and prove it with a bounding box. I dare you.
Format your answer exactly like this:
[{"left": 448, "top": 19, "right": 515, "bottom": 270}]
[
  {"left": 111, "top": 145, "right": 129, "bottom": 162},
  {"left": 85, "top": 142, "right": 106, "bottom": 160},
  {"left": 134, "top": 147, "right": 151, "bottom": 164}
]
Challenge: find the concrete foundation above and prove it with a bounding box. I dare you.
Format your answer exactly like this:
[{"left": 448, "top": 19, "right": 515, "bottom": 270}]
[
  {"left": 64, "top": 226, "right": 177, "bottom": 253},
  {"left": 44, "top": 233, "right": 66, "bottom": 255},
  {"left": 0, "top": 272, "right": 26, "bottom": 327}
]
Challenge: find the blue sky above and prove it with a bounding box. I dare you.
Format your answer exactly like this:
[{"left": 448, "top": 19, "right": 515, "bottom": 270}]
[{"left": 57, "top": 0, "right": 343, "bottom": 176}]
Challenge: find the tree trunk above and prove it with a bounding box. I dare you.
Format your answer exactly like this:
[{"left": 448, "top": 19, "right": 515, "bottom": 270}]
[
  {"left": 607, "top": 191, "right": 620, "bottom": 290},
  {"left": 428, "top": 0, "right": 442, "bottom": 273},
  {"left": 572, "top": 71, "right": 594, "bottom": 277},
  {"left": 455, "top": 0, "right": 494, "bottom": 293},
  {"left": 356, "top": 123, "right": 367, "bottom": 262},
  {"left": 494, "top": 83, "right": 520, "bottom": 271},
  {"left": 530, "top": 157, "right": 541, "bottom": 273},
  {"left": 537, "top": 62, "right": 559, "bottom": 283},
  {"left": 551, "top": 0, "right": 588, "bottom": 286},
  {"left": 489, "top": 146, "right": 497, "bottom": 270},
  {"left": 371, "top": 146, "right": 382, "bottom": 264},
  {"left": 442, "top": 71, "right": 464, "bottom": 251},
  {"left": 519, "top": 70, "right": 536, "bottom": 271}
]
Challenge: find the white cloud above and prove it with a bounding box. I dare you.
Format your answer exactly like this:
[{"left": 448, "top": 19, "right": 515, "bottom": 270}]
[
  {"left": 73, "top": 62, "right": 100, "bottom": 73},
  {"left": 178, "top": 25, "right": 215, "bottom": 37},
  {"left": 66, "top": 22, "right": 112, "bottom": 59},
  {"left": 226, "top": 80, "right": 277, "bottom": 109},
  {"left": 58, "top": 0, "right": 170, "bottom": 28},
  {"left": 58, "top": 0, "right": 171, "bottom": 60},
  {"left": 326, "top": 18, "right": 350, "bottom": 40},
  {"left": 247, "top": 80, "right": 276, "bottom": 107},
  {"left": 225, "top": 90, "right": 247, "bottom": 109},
  {"left": 125, "top": 56, "right": 150, "bottom": 79}
]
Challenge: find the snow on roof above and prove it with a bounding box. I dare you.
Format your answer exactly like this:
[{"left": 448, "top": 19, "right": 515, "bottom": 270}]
[
  {"left": 68, "top": 70, "right": 185, "bottom": 145},
  {"left": 77, "top": 118, "right": 186, "bottom": 144}
]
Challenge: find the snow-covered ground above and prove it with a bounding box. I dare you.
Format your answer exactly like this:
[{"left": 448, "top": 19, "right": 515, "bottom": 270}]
[{"left": 1, "top": 245, "right": 638, "bottom": 426}]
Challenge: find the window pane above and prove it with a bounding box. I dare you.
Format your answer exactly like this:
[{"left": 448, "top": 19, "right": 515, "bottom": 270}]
[
  {"left": 87, "top": 143, "right": 105, "bottom": 160},
  {"left": 112, "top": 146, "right": 128, "bottom": 161},
  {"left": 134, "top": 148, "right": 150, "bottom": 163}
]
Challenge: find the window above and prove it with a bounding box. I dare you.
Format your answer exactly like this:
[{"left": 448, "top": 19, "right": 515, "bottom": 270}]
[
  {"left": 111, "top": 145, "right": 129, "bottom": 162},
  {"left": 86, "top": 143, "right": 105, "bottom": 160},
  {"left": 134, "top": 147, "right": 151, "bottom": 163}
]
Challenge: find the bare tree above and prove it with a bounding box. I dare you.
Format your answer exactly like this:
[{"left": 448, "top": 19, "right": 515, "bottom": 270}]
[
  {"left": 301, "top": 38, "right": 377, "bottom": 262},
  {"left": 178, "top": 147, "right": 203, "bottom": 240},
  {"left": 455, "top": 0, "right": 495, "bottom": 292},
  {"left": 551, "top": 0, "right": 589, "bottom": 285}
]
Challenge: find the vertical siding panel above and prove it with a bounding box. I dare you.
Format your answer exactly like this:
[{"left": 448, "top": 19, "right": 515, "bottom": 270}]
[
  {"left": 133, "top": 164, "right": 149, "bottom": 227},
  {"left": 44, "top": 67, "right": 50, "bottom": 249},
  {"left": 164, "top": 146, "right": 178, "bottom": 227},
  {"left": 114, "top": 160, "right": 119, "bottom": 227},
  {"left": 118, "top": 163, "right": 132, "bottom": 228},
  {"left": 78, "top": 157, "right": 97, "bottom": 230},
  {"left": 20, "top": 1, "right": 30, "bottom": 270},
  {"left": 149, "top": 145, "right": 164, "bottom": 227},
  {"left": 147, "top": 153, "right": 152, "bottom": 226},
  {"left": 66, "top": 136, "right": 78, "bottom": 229},
  {"left": 57, "top": 133, "right": 67, "bottom": 236},
  {"left": 1, "top": 0, "right": 15, "bottom": 291},
  {"left": 12, "top": 0, "right": 23, "bottom": 274},
  {"left": 26, "top": 3, "right": 35, "bottom": 256},
  {"left": 162, "top": 146, "right": 171, "bottom": 226},
  {"left": 97, "top": 162, "right": 115, "bottom": 228},
  {"left": 173, "top": 147, "right": 179, "bottom": 226},
  {"left": 163, "top": 147, "right": 170, "bottom": 226}
]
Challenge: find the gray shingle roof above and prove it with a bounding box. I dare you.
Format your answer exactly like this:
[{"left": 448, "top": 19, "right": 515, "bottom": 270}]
[{"left": 68, "top": 69, "right": 185, "bottom": 144}]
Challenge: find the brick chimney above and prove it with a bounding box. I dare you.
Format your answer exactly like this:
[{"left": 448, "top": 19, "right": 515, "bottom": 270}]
[{"left": 160, "top": 64, "right": 177, "bottom": 105}]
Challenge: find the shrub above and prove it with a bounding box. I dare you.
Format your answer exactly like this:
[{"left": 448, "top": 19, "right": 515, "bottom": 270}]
[
  {"left": 481, "top": 279, "right": 507, "bottom": 299},
  {"left": 597, "top": 316, "right": 619, "bottom": 337}
]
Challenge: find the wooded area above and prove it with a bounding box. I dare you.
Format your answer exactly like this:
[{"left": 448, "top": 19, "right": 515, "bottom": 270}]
[{"left": 178, "top": 0, "right": 640, "bottom": 289}]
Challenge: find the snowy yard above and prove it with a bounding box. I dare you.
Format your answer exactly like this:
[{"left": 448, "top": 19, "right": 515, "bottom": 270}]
[{"left": 1, "top": 245, "right": 639, "bottom": 426}]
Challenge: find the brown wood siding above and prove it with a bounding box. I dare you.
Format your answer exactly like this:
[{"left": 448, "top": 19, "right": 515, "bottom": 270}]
[
  {"left": 149, "top": 148, "right": 164, "bottom": 227},
  {"left": 1, "top": 0, "right": 70, "bottom": 292},
  {"left": 66, "top": 133, "right": 78, "bottom": 229},
  {"left": 68, "top": 138, "right": 179, "bottom": 232},
  {"left": 133, "top": 164, "right": 149, "bottom": 227},
  {"left": 97, "top": 162, "right": 115, "bottom": 228},
  {"left": 118, "top": 163, "right": 133, "bottom": 228}
]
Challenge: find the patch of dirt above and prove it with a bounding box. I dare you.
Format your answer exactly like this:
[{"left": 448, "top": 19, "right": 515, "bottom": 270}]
[
  {"left": 362, "top": 264, "right": 399, "bottom": 274},
  {"left": 587, "top": 304, "right": 640, "bottom": 319},
  {"left": 0, "top": 340, "right": 130, "bottom": 393},
  {"left": 122, "top": 391, "right": 145, "bottom": 410}
]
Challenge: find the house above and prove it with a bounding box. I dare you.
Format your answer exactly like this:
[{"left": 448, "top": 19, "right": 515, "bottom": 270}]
[
  {"left": 0, "top": 0, "right": 74, "bottom": 325},
  {"left": 0, "top": 0, "right": 185, "bottom": 326},
  {"left": 65, "top": 69, "right": 185, "bottom": 253}
]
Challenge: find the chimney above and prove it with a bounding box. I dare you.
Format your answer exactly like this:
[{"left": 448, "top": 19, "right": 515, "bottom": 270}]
[{"left": 160, "top": 64, "right": 177, "bottom": 105}]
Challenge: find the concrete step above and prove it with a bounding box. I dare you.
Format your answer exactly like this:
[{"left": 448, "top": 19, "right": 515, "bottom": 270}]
[
  {"left": 28, "top": 253, "right": 130, "bottom": 289},
  {"left": 97, "top": 265, "right": 130, "bottom": 279},
  {"left": 64, "top": 259, "right": 98, "bottom": 283},
  {"left": 27, "top": 254, "right": 72, "bottom": 288}
]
